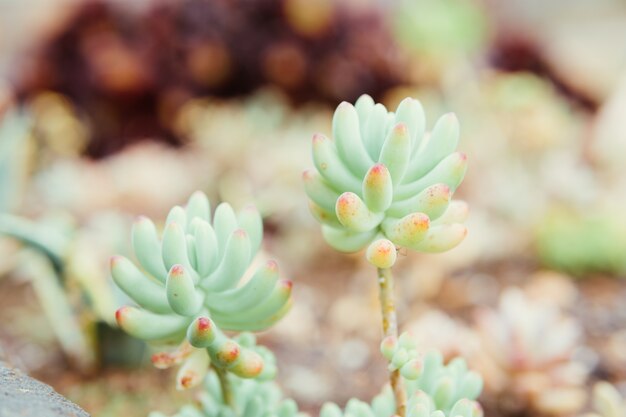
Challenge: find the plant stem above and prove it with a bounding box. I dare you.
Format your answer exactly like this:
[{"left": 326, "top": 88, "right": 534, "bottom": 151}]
[
  {"left": 214, "top": 365, "right": 235, "bottom": 409},
  {"left": 377, "top": 267, "right": 406, "bottom": 417}
]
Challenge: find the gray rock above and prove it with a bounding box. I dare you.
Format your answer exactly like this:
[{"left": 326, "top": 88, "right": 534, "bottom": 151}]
[{"left": 0, "top": 361, "right": 89, "bottom": 417}]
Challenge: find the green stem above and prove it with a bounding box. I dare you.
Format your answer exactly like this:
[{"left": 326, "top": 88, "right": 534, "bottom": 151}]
[
  {"left": 377, "top": 267, "right": 406, "bottom": 417},
  {"left": 214, "top": 365, "right": 235, "bottom": 409}
]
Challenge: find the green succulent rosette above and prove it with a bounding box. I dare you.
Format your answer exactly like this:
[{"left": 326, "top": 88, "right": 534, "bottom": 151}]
[
  {"left": 304, "top": 95, "right": 468, "bottom": 268},
  {"left": 379, "top": 332, "right": 483, "bottom": 417},
  {"left": 112, "top": 192, "right": 292, "bottom": 383}
]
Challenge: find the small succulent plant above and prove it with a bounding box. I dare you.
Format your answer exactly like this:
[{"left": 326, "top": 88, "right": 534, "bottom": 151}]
[
  {"left": 393, "top": 0, "right": 488, "bottom": 69},
  {"left": 304, "top": 96, "right": 477, "bottom": 417},
  {"left": 380, "top": 332, "right": 483, "bottom": 416},
  {"left": 113, "top": 192, "right": 292, "bottom": 387},
  {"left": 535, "top": 209, "right": 626, "bottom": 277},
  {"left": 303, "top": 94, "right": 468, "bottom": 269},
  {"left": 474, "top": 288, "right": 588, "bottom": 416}
]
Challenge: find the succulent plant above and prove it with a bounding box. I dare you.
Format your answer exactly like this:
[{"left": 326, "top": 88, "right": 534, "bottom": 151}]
[
  {"left": 379, "top": 332, "right": 483, "bottom": 417},
  {"left": 473, "top": 288, "right": 588, "bottom": 416},
  {"left": 0, "top": 108, "right": 100, "bottom": 371},
  {"left": 113, "top": 191, "right": 292, "bottom": 385},
  {"left": 304, "top": 94, "right": 468, "bottom": 269},
  {"left": 535, "top": 209, "right": 626, "bottom": 277},
  {"left": 393, "top": 0, "right": 488, "bottom": 68},
  {"left": 579, "top": 382, "right": 626, "bottom": 417}
]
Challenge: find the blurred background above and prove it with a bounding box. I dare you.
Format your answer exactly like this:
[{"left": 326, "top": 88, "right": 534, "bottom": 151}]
[{"left": 0, "top": 0, "right": 625, "bottom": 416}]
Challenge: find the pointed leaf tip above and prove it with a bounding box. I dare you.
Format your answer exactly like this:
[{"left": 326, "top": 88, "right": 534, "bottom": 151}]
[
  {"left": 216, "top": 340, "right": 241, "bottom": 365},
  {"left": 197, "top": 317, "right": 211, "bottom": 331},
  {"left": 109, "top": 255, "right": 122, "bottom": 267},
  {"left": 115, "top": 306, "right": 129, "bottom": 326},
  {"left": 187, "top": 316, "right": 216, "bottom": 347},
  {"left": 170, "top": 264, "right": 185, "bottom": 276}
]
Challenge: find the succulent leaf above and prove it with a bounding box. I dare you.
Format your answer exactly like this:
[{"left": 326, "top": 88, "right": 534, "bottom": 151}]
[
  {"left": 176, "top": 348, "right": 210, "bottom": 390},
  {"left": 321, "top": 226, "right": 378, "bottom": 252},
  {"left": 309, "top": 201, "right": 343, "bottom": 228},
  {"left": 432, "top": 201, "right": 469, "bottom": 226},
  {"left": 394, "top": 97, "right": 426, "bottom": 150},
  {"left": 186, "top": 191, "right": 211, "bottom": 226},
  {"left": 312, "top": 133, "right": 361, "bottom": 193},
  {"left": 333, "top": 102, "right": 374, "bottom": 176},
  {"left": 166, "top": 264, "right": 203, "bottom": 316},
  {"left": 396, "top": 152, "right": 467, "bottom": 201},
  {"left": 132, "top": 216, "right": 168, "bottom": 282},
  {"left": 406, "top": 113, "right": 459, "bottom": 181},
  {"left": 204, "top": 260, "right": 279, "bottom": 314},
  {"left": 110, "top": 255, "right": 172, "bottom": 314},
  {"left": 162, "top": 222, "right": 195, "bottom": 277},
  {"left": 366, "top": 239, "right": 397, "bottom": 269},
  {"left": 115, "top": 306, "right": 189, "bottom": 341},
  {"left": 186, "top": 316, "right": 265, "bottom": 378},
  {"left": 336, "top": 192, "right": 385, "bottom": 232},
  {"left": 203, "top": 229, "right": 251, "bottom": 291},
  {"left": 192, "top": 219, "right": 219, "bottom": 277},
  {"left": 410, "top": 224, "right": 467, "bottom": 253},
  {"left": 213, "top": 203, "right": 239, "bottom": 257},
  {"left": 362, "top": 164, "right": 394, "bottom": 213},
  {"left": 379, "top": 123, "right": 411, "bottom": 185},
  {"left": 303, "top": 170, "right": 342, "bottom": 213},
  {"left": 381, "top": 213, "right": 430, "bottom": 248},
  {"left": 237, "top": 206, "right": 263, "bottom": 256},
  {"left": 388, "top": 183, "right": 451, "bottom": 220},
  {"left": 166, "top": 206, "right": 188, "bottom": 229},
  {"left": 362, "top": 103, "right": 390, "bottom": 161}
]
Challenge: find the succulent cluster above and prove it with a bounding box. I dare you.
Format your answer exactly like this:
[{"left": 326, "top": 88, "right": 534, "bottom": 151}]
[
  {"left": 113, "top": 192, "right": 292, "bottom": 386},
  {"left": 304, "top": 94, "right": 468, "bottom": 268},
  {"left": 474, "top": 288, "right": 589, "bottom": 416},
  {"left": 380, "top": 332, "right": 483, "bottom": 417}
]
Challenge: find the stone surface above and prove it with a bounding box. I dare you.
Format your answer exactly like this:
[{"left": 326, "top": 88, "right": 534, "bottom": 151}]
[{"left": 0, "top": 361, "right": 89, "bottom": 417}]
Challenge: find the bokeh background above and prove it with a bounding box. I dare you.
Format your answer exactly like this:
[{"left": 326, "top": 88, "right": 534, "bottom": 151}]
[{"left": 1, "top": 0, "right": 626, "bottom": 416}]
